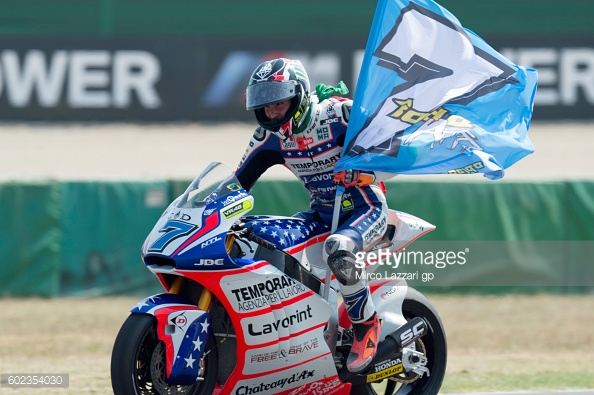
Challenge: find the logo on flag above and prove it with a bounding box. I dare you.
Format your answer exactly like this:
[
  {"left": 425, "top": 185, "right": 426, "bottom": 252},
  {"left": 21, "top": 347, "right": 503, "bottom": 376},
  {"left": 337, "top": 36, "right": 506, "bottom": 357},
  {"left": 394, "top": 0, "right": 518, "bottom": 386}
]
[{"left": 335, "top": 0, "right": 538, "bottom": 180}]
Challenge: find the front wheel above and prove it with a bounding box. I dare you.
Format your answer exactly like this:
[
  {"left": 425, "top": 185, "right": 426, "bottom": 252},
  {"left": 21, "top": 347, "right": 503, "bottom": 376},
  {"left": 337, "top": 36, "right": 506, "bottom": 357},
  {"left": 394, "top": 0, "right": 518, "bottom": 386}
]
[
  {"left": 353, "top": 288, "right": 448, "bottom": 395},
  {"left": 111, "top": 314, "right": 218, "bottom": 395}
]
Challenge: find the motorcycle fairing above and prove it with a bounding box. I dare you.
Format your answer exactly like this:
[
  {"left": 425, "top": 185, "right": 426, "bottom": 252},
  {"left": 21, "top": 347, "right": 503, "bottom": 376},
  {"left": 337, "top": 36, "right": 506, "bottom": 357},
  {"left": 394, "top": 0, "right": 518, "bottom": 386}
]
[
  {"left": 362, "top": 210, "right": 436, "bottom": 272},
  {"left": 142, "top": 194, "right": 256, "bottom": 271},
  {"left": 131, "top": 293, "right": 211, "bottom": 385},
  {"left": 276, "top": 376, "right": 351, "bottom": 395},
  {"left": 217, "top": 262, "right": 314, "bottom": 317},
  {"left": 369, "top": 280, "right": 409, "bottom": 339},
  {"left": 175, "top": 261, "right": 352, "bottom": 395},
  {"left": 230, "top": 369, "right": 351, "bottom": 395}
]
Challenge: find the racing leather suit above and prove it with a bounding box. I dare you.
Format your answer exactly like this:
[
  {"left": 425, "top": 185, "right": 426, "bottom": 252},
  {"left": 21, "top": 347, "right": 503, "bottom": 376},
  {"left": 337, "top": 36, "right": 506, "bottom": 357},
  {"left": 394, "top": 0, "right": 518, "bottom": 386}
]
[{"left": 235, "top": 94, "right": 388, "bottom": 324}]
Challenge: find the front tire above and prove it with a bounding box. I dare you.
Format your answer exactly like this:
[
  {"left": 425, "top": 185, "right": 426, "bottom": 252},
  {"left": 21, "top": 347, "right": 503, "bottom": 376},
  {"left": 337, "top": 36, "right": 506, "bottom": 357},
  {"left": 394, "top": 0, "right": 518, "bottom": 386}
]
[
  {"left": 353, "top": 287, "right": 448, "bottom": 395},
  {"left": 111, "top": 314, "right": 217, "bottom": 395}
]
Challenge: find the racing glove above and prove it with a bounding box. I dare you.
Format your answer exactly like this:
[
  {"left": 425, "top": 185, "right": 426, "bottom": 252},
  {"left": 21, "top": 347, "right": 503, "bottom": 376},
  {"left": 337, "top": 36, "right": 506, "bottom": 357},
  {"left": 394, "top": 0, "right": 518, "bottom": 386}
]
[{"left": 333, "top": 170, "right": 376, "bottom": 188}]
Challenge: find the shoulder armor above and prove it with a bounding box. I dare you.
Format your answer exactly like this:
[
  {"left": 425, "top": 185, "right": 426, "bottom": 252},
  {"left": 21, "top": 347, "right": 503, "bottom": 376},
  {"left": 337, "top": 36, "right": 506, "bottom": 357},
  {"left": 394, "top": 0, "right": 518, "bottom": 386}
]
[
  {"left": 253, "top": 126, "right": 267, "bottom": 141},
  {"left": 341, "top": 101, "right": 352, "bottom": 123}
]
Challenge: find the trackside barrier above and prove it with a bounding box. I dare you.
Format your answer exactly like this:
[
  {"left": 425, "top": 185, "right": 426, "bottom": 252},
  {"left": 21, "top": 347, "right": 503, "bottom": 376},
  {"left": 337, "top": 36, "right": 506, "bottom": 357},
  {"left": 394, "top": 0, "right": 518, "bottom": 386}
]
[
  {"left": 58, "top": 181, "right": 171, "bottom": 296},
  {"left": 1, "top": 0, "right": 591, "bottom": 38},
  {"left": 0, "top": 180, "right": 592, "bottom": 296},
  {"left": 0, "top": 182, "right": 61, "bottom": 297}
]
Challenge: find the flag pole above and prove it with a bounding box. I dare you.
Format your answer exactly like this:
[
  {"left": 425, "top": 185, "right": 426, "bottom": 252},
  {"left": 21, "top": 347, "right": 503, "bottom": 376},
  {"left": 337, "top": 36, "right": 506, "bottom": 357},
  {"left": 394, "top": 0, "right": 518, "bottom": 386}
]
[
  {"left": 331, "top": 184, "right": 344, "bottom": 233},
  {"left": 324, "top": 184, "right": 344, "bottom": 300}
]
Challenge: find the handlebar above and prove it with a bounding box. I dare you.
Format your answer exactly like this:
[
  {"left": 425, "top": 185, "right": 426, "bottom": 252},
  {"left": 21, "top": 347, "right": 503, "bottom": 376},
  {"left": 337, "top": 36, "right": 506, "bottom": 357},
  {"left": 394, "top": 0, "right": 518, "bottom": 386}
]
[
  {"left": 231, "top": 221, "right": 311, "bottom": 273},
  {"left": 231, "top": 223, "right": 277, "bottom": 251},
  {"left": 246, "top": 231, "right": 277, "bottom": 251}
]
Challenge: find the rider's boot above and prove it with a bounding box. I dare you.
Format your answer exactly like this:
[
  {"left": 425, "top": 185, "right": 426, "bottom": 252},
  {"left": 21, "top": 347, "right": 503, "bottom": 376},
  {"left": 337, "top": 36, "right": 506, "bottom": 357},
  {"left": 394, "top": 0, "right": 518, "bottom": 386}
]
[
  {"left": 324, "top": 237, "right": 381, "bottom": 372},
  {"left": 342, "top": 288, "right": 380, "bottom": 373}
]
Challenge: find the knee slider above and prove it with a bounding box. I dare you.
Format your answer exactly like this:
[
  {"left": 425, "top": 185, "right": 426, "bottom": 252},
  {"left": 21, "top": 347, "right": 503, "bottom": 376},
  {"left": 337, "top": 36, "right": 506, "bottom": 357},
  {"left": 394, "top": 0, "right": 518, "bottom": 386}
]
[
  {"left": 327, "top": 250, "right": 361, "bottom": 286},
  {"left": 324, "top": 234, "right": 360, "bottom": 286}
]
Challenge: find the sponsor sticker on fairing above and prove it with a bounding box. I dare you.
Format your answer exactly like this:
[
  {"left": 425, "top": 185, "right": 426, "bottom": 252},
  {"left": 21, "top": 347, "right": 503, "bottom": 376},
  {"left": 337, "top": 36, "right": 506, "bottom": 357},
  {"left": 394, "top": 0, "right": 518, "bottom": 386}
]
[
  {"left": 222, "top": 200, "right": 252, "bottom": 219},
  {"left": 233, "top": 369, "right": 316, "bottom": 395},
  {"left": 221, "top": 273, "right": 309, "bottom": 313},
  {"left": 245, "top": 304, "right": 313, "bottom": 337},
  {"left": 239, "top": 298, "right": 331, "bottom": 346},
  {"left": 243, "top": 333, "right": 322, "bottom": 375},
  {"left": 288, "top": 376, "right": 343, "bottom": 395},
  {"left": 221, "top": 191, "right": 249, "bottom": 207}
]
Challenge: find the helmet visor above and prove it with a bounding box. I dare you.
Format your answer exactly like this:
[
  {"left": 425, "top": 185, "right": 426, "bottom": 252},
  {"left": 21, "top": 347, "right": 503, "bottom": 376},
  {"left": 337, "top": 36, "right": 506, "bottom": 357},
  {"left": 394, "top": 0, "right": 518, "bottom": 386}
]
[{"left": 246, "top": 81, "right": 299, "bottom": 110}]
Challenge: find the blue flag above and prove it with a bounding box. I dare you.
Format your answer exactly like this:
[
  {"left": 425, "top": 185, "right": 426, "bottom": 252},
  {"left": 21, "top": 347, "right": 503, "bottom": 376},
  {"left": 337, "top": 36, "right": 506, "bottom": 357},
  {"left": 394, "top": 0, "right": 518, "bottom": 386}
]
[{"left": 334, "top": 0, "right": 538, "bottom": 180}]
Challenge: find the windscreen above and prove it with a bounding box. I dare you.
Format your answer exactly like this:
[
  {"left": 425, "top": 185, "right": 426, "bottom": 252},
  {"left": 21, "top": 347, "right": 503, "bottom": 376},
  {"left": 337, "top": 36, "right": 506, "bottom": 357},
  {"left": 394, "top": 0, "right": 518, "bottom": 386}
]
[{"left": 176, "top": 162, "right": 242, "bottom": 209}]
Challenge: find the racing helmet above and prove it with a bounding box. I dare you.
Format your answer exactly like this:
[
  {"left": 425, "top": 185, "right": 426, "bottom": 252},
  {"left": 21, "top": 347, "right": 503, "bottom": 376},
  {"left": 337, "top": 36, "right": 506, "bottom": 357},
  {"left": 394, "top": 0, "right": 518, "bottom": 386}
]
[{"left": 246, "top": 58, "right": 311, "bottom": 140}]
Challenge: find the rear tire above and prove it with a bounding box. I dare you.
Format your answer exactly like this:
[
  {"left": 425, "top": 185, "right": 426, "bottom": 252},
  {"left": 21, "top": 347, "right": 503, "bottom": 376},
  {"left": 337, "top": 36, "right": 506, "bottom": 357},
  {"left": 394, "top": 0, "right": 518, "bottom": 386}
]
[
  {"left": 352, "top": 287, "right": 447, "bottom": 395},
  {"left": 111, "top": 313, "right": 217, "bottom": 395}
]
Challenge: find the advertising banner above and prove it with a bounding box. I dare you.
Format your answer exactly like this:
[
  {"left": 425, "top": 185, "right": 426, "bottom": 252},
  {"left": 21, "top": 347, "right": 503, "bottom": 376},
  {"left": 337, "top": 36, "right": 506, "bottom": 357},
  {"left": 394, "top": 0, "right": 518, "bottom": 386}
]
[{"left": 0, "top": 36, "right": 591, "bottom": 121}]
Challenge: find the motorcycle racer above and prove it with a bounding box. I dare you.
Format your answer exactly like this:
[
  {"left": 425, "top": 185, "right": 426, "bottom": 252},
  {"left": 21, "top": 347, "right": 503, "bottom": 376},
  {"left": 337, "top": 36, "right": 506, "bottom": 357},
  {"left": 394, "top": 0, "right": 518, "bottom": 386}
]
[{"left": 235, "top": 58, "right": 388, "bottom": 373}]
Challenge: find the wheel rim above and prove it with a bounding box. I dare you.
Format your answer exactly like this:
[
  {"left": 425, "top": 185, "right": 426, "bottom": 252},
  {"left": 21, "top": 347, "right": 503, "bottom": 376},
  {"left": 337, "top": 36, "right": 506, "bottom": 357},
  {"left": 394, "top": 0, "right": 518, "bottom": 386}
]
[
  {"left": 368, "top": 301, "right": 445, "bottom": 395},
  {"left": 133, "top": 322, "right": 158, "bottom": 394}
]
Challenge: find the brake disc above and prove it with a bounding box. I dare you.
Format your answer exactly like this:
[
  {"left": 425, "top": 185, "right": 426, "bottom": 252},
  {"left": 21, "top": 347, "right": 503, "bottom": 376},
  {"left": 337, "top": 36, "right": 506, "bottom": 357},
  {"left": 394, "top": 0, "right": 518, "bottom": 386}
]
[{"left": 150, "top": 342, "right": 197, "bottom": 395}]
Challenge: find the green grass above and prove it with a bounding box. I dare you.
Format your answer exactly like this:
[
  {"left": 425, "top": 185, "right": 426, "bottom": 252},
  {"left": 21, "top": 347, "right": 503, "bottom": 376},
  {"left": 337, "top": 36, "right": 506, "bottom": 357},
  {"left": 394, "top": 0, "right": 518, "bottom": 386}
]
[{"left": 440, "top": 371, "right": 594, "bottom": 393}]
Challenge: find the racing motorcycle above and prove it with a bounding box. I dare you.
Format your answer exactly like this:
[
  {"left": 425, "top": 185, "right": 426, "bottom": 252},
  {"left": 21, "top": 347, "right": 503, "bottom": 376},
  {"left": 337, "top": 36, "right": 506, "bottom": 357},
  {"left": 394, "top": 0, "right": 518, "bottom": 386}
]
[{"left": 110, "top": 162, "right": 447, "bottom": 395}]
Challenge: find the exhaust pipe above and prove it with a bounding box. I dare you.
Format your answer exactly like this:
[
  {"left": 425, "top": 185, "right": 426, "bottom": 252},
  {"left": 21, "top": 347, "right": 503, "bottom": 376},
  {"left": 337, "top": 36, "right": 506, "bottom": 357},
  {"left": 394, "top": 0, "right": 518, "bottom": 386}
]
[
  {"left": 373, "top": 317, "right": 427, "bottom": 363},
  {"left": 338, "top": 317, "right": 428, "bottom": 383},
  {"left": 338, "top": 317, "right": 428, "bottom": 385}
]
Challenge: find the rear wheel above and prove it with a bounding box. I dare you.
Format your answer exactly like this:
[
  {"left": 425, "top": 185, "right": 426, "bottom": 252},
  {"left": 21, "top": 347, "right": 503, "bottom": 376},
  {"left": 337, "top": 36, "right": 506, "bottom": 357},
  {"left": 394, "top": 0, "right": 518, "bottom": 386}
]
[
  {"left": 352, "top": 288, "right": 447, "bottom": 395},
  {"left": 111, "top": 314, "right": 217, "bottom": 395}
]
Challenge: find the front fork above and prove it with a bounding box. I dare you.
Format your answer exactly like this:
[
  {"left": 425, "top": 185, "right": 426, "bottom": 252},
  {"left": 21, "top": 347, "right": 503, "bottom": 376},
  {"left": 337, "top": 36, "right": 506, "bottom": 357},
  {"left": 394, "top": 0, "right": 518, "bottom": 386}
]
[{"left": 169, "top": 275, "right": 213, "bottom": 311}]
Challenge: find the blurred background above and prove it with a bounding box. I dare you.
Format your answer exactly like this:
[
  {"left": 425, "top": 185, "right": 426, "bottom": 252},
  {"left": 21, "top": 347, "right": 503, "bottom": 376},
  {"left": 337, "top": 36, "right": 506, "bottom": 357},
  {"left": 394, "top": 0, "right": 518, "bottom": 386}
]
[
  {"left": 0, "top": 1, "right": 593, "bottom": 393},
  {"left": 0, "top": 0, "right": 593, "bottom": 297},
  {"left": 0, "top": 0, "right": 591, "bottom": 122}
]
